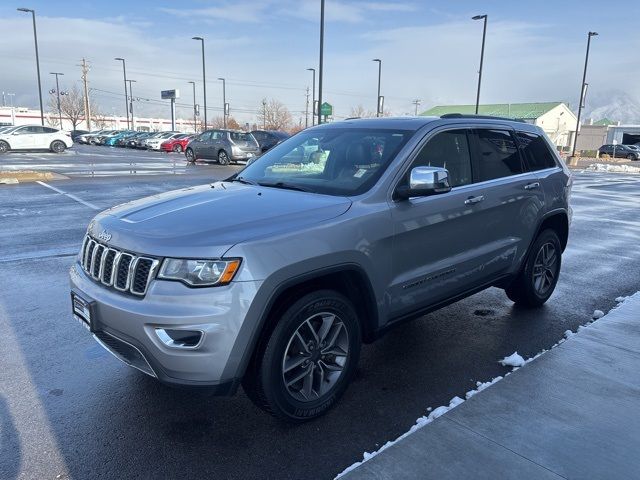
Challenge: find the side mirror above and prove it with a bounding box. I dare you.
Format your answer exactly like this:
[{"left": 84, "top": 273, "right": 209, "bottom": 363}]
[{"left": 396, "top": 166, "right": 451, "bottom": 199}]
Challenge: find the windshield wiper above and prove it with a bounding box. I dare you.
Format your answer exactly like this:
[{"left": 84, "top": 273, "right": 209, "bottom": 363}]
[
  {"left": 228, "top": 176, "right": 258, "bottom": 186},
  {"left": 257, "top": 181, "right": 312, "bottom": 193}
]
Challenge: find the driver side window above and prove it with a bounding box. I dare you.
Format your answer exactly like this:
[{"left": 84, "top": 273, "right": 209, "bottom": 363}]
[{"left": 409, "top": 129, "right": 473, "bottom": 188}]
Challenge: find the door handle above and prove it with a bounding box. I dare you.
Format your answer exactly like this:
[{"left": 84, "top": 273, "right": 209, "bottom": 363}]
[
  {"left": 524, "top": 182, "right": 540, "bottom": 190},
  {"left": 464, "top": 195, "right": 485, "bottom": 205}
]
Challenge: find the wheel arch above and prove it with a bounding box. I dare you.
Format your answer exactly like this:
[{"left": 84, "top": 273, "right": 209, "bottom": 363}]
[
  {"left": 232, "top": 264, "right": 379, "bottom": 382},
  {"left": 536, "top": 210, "right": 569, "bottom": 252}
]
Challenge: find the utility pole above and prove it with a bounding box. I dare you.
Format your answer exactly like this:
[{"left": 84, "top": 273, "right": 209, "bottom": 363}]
[
  {"left": 262, "top": 99, "right": 267, "bottom": 129},
  {"left": 412, "top": 99, "right": 422, "bottom": 116},
  {"left": 305, "top": 87, "right": 310, "bottom": 128},
  {"left": 317, "top": 0, "right": 325, "bottom": 125},
  {"left": 306, "top": 68, "right": 316, "bottom": 126},
  {"left": 218, "top": 77, "right": 227, "bottom": 128},
  {"left": 472, "top": 15, "right": 488, "bottom": 114},
  {"left": 127, "top": 79, "right": 136, "bottom": 130},
  {"left": 188, "top": 81, "right": 197, "bottom": 132},
  {"left": 192, "top": 37, "right": 207, "bottom": 129},
  {"left": 80, "top": 58, "right": 91, "bottom": 130},
  {"left": 572, "top": 31, "right": 599, "bottom": 159},
  {"left": 372, "top": 59, "right": 382, "bottom": 117},
  {"left": 50, "top": 72, "right": 64, "bottom": 128}
]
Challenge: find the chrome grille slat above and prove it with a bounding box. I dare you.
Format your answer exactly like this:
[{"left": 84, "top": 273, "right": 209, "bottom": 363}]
[{"left": 79, "top": 235, "right": 157, "bottom": 296}]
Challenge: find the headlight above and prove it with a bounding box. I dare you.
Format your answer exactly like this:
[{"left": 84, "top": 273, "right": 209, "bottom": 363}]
[{"left": 158, "top": 258, "right": 241, "bottom": 287}]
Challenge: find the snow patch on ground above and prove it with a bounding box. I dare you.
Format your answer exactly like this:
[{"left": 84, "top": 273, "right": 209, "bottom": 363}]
[
  {"left": 584, "top": 163, "right": 640, "bottom": 174},
  {"left": 335, "top": 294, "right": 640, "bottom": 479},
  {"left": 499, "top": 352, "right": 526, "bottom": 367}
]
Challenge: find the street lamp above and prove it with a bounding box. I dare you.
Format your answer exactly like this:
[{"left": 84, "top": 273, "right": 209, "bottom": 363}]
[
  {"left": 114, "top": 57, "right": 130, "bottom": 129},
  {"left": 188, "top": 81, "right": 197, "bottom": 132},
  {"left": 17, "top": 7, "right": 44, "bottom": 125},
  {"left": 50, "top": 72, "right": 64, "bottom": 128},
  {"left": 372, "top": 59, "right": 382, "bottom": 117},
  {"left": 306, "top": 68, "right": 316, "bottom": 126},
  {"left": 317, "top": 0, "right": 325, "bottom": 125},
  {"left": 127, "top": 79, "right": 136, "bottom": 129},
  {"left": 572, "top": 31, "right": 598, "bottom": 158},
  {"left": 472, "top": 14, "right": 488, "bottom": 114},
  {"left": 218, "top": 77, "right": 227, "bottom": 128},
  {"left": 192, "top": 36, "right": 207, "bottom": 130}
]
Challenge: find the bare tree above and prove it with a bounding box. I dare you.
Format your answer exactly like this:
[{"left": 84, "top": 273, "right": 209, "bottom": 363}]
[
  {"left": 257, "top": 98, "right": 292, "bottom": 131},
  {"left": 47, "top": 85, "right": 93, "bottom": 130},
  {"left": 349, "top": 105, "right": 375, "bottom": 118}
]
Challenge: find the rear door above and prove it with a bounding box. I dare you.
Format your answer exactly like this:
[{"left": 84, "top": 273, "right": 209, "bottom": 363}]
[{"left": 467, "top": 127, "right": 545, "bottom": 276}]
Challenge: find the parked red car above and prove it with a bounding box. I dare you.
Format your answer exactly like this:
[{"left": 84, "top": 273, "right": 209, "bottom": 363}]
[{"left": 161, "top": 134, "right": 193, "bottom": 153}]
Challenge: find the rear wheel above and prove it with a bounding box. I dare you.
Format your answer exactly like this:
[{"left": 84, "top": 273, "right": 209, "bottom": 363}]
[
  {"left": 242, "top": 290, "right": 361, "bottom": 423},
  {"left": 505, "top": 229, "right": 562, "bottom": 307},
  {"left": 50, "top": 140, "right": 66, "bottom": 153},
  {"left": 627, "top": 154, "right": 636, "bottom": 160},
  {"left": 0, "top": 140, "right": 9, "bottom": 153},
  {"left": 173, "top": 144, "right": 183, "bottom": 153},
  {"left": 218, "top": 150, "right": 230, "bottom": 166},
  {"left": 185, "top": 148, "right": 195, "bottom": 163}
]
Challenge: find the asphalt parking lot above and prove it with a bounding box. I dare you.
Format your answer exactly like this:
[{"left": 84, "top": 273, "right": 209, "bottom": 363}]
[
  {"left": 0, "top": 144, "right": 228, "bottom": 177},
  {"left": 1, "top": 152, "right": 639, "bottom": 479}
]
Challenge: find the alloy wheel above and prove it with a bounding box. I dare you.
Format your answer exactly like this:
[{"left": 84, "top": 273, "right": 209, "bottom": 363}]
[
  {"left": 532, "top": 242, "right": 557, "bottom": 295},
  {"left": 282, "top": 312, "right": 349, "bottom": 402}
]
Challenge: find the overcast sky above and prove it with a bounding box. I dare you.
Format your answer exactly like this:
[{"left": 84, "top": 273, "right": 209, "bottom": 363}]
[{"left": 1, "top": 0, "right": 639, "bottom": 124}]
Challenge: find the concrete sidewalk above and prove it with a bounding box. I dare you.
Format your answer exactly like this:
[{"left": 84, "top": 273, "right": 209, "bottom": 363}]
[{"left": 341, "top": 293, "right": 640, "bottom": 479}]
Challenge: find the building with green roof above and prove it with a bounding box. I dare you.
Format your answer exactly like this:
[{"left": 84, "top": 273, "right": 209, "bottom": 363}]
[{"left": 421, "top": 102, "right": 578, "bottom": 147}]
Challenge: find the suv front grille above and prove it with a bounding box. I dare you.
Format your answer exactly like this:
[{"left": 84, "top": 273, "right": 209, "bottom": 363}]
[{"left": 80, "top": 235, "right": 159, "bottom": 296}]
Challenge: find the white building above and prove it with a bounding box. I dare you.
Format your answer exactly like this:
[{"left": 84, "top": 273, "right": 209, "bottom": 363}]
[{"left": 0, "top": 106, "right": 196, "bottom": 132}]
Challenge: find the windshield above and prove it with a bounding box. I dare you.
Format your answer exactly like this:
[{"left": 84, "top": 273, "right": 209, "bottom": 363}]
[
  {"left": 230, "top": 132, "right": 256, "bottom": 143},
  {"left": 237, "top": 127, "right": 413, "bottom": 196}
]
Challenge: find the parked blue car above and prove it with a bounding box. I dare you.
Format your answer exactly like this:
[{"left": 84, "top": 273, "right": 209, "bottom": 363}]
[{"left": 104, "top": 131, "right": 136, "bottom": 146}]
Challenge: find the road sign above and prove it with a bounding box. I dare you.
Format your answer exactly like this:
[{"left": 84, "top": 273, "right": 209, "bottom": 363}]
[
  {"left": 320, "top": 102, "right": 333, "bottom": 116},
  {"left": 161, "top": 89, "right": 180, "bottom": 100}
]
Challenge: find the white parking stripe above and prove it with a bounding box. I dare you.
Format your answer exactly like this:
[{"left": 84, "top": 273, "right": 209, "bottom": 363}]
[{"left": 36, "top": 181, "right": 101, "bottom": 210}]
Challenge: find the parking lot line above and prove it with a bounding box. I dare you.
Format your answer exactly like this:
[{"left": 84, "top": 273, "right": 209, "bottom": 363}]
[{"left": 36, "top": 181, "right": 101, "bottom": 211}]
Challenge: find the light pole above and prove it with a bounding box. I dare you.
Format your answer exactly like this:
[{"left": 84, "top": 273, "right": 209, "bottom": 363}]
[
  {"left": 472, "top": 15, "right": 488, "bottom": 114},
  {"left": 572, "top": 31, "right": 598, "bottom": 158},
  {"left": 192, "top": 36, "right": 207, "bottom": 130},
  {"left": 18, "top": 8, "right": 44, "bottom": 125},
  {"left": 372, "top": 59, "right": 382, "bottom": 117},
  {"left": 50, "top": 72, "right": 64, "bottom": 128},
  {"left": 188, "top": 81, "right": 197, "bottom": 132},
  {"left": 127, "top": 79, "right": 136, "bottom": 130},
  {"left": 262, "top": 99, "right": 267, "bottom": 129},
  {"left": 114, "top": 57, "right": 130, "bottom": 129},
  {"left": 306, "top": 68, "right": 316, "bottom": 126},
  {"left": 317, "top": 0, "right": 325, "bottom": 125},
  {"left": 412, "top": 99, "right": 422, "bottom": 116},
  {"left": 218, "top": 77, "right": 227, "bottom": 128}
]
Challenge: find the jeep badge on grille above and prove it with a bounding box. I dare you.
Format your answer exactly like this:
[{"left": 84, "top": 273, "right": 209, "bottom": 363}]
[{"left": 98, "top": 230, "right": 112, "bottom": 242}]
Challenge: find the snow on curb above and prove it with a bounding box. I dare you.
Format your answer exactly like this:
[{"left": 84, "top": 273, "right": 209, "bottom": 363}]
[
  {"left": 583, "top": 163, "right": 640, "bottom": 174},
  {"left": 335, "top": 294, "right": 638, "bottom": 479}
]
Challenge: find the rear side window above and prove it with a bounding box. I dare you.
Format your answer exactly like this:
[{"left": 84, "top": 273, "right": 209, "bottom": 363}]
[
  {"left": 515, "top": 131, "right": 558, "bottom": 171},
  {"left": 471, "top": 129, "right": 523, "bottom": 182},
  {"left": 43, "top": 127, "right": 58, "bottom": 133},
  {"left": 410, "top": 129, "right": 472, "bottom": 187}
]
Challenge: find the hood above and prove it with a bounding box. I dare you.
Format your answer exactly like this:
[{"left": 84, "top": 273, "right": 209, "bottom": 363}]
[{"left": 89, "top": 182, "right": 352, "bottom": 258}]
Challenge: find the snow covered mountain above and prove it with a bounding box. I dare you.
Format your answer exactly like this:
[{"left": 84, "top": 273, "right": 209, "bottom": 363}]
[{"left": 583, "top": 91, "right": 640, "bottom": 124}]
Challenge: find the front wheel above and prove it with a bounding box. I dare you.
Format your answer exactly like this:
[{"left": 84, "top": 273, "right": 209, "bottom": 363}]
[
  {"left": 243, "top": 290, "right": 361, "bottom": 423},
  {"left": 0, "top": 140, "right": 9, "bottom": 153},
  {"left": 185, "top": 148, "right": 195, "bottom": 163},
  {"left": 627, "top": 154, "right": 637, "bottom": 160},
  {"left": 218, "top": 150, "right": 230, "bottom": 166},
  {"left": 505, "top": 229, "right": 562, "bottom": 307},
  {"left": 50, "top": 140, "right": 66, "bottom": 153}
]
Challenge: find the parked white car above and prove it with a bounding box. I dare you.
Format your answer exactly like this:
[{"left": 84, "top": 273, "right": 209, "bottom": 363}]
[
  {"left": 144, "top": 132, "right": 181, "bottom": 150},
  {"left": 0, "top": 125, "right": 73, "bottom": 153}
]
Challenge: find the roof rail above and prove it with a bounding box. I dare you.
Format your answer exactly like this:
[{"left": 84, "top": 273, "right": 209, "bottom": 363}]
[{"left": 440, "top": 113, "right": 525, "bottom": 123}]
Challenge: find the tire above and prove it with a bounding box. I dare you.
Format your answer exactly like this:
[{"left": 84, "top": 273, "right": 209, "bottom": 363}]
[
  {"left": 50, "top": 140, "right": 66, "bottom": 153},
  {"left": 505, "top": 229, "right": 562, "bottom": 307},
  {"left": 0, "top": 140, "right": 9, "bottom": 153},
  {"left": 218, "top": 150, "right": 230, "bottom": 166},
  {"left": 173, "top": 144, "right": 183, "bottom": 153},
  {"left": 185, "top": 148, "right": 195, "bottom": 163},
  {"left": 242, "top": 290, "right": 361, "bottom": 423}
]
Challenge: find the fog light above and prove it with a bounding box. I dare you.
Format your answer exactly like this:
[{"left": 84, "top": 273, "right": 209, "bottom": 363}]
[{"left": 155, "top": 328, "right": 203, "bottom": 349}]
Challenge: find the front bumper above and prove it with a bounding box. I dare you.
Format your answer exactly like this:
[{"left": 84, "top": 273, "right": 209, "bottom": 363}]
[{"left": 69, "top": 262, "right": 262, "bottom": 392}]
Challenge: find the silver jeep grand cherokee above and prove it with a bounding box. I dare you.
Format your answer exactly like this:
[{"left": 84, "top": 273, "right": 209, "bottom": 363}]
[{"left": 70, "top": 115, "right": 571, "bottom": 422}]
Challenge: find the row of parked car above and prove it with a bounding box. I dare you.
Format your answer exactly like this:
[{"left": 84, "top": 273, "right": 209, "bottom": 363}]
[
  {"left": 597, "top": 143, "right": 640, "bottom": 160},
  {"left": 79, "top": 128, "right": 291, "bottom": 164}
]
